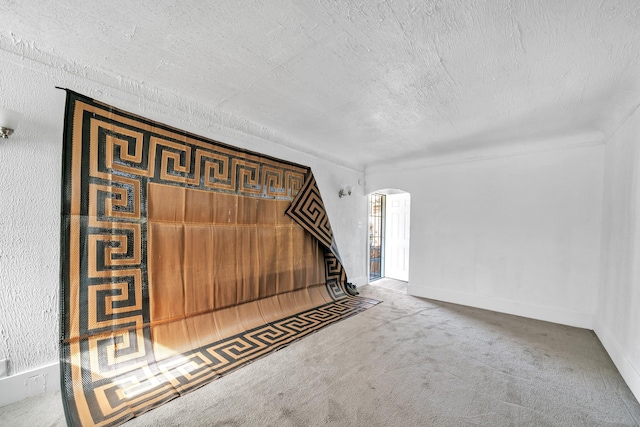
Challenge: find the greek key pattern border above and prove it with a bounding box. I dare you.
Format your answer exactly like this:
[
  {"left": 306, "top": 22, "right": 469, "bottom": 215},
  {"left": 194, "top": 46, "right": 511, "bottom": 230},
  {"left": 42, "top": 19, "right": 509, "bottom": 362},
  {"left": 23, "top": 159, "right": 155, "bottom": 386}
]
[{"left": 60, "top": 91, "right": 378, "bottom": 427}]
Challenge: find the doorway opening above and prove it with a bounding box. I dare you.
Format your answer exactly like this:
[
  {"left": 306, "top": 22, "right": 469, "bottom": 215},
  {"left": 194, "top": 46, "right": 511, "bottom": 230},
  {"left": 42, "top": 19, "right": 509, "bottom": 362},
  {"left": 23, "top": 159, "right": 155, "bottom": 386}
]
[
  {"left": 368, "top": 190, "right": 411, "bottom": 286},
  {"left": 369, "top": 193, "right": 385, "bottom": 281}
]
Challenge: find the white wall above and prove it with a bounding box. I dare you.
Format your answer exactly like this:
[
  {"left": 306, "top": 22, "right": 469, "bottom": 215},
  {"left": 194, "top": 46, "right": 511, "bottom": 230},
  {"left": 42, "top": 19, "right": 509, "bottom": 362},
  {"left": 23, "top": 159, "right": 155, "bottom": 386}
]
[
  {"left": 0, "top": 49, "right": 367, "bottom": 405},
  {"left": 368, "top": 118, "right": 640, "bottom": 404},
  {"left": 366, "top": 142, "right": 604, "bottom": 329},
  {"left": 595, "top": 106, "right": 640, "bottom": 402}
]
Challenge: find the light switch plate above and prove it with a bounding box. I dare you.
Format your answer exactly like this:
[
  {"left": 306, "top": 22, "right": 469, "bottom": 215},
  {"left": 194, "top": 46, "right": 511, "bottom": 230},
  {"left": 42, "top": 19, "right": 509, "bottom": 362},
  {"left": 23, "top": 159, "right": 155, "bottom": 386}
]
[{"left": 0, "top": 359, "right": 8, "bottom": 378}]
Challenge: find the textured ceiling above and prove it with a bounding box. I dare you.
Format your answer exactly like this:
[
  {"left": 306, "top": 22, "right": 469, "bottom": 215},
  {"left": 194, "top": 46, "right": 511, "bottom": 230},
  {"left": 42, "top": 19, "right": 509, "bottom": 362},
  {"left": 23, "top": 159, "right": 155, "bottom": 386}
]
[{"left": 2, "top": 0, "right": 640, "bottom": 170}]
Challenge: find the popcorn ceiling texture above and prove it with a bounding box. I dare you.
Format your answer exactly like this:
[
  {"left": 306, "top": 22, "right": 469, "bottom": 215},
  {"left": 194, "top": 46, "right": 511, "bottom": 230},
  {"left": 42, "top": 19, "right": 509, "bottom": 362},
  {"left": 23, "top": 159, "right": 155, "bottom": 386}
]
[{"left": 1, "top": 1, "right": 639, "bottom": 170}]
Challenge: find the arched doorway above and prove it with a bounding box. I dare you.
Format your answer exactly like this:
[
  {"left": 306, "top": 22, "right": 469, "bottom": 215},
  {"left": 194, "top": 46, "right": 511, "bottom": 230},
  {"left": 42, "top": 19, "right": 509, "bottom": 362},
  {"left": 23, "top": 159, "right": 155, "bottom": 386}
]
[{"left": 368, "top": 189, "right": 411, "bottom": 286}]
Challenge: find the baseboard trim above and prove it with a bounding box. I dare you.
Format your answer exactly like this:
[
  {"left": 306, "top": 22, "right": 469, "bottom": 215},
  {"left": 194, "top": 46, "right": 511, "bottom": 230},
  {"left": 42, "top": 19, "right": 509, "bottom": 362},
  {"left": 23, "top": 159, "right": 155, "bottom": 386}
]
[
  {"left": 408, "top": 286, "right": 593, "bottom": 329},
  {"left": 0, "top": 362, "right": 60, "bottom": 408},
  {"left": 594, "top": 320, "right": 640, "bottom": 404}
]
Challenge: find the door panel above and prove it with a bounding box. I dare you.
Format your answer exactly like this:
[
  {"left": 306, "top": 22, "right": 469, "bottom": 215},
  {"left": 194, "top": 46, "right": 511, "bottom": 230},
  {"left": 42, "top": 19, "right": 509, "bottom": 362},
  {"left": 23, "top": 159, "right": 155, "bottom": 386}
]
[{"left": 384, "top": 193, "right": 410, "bottom": 281}]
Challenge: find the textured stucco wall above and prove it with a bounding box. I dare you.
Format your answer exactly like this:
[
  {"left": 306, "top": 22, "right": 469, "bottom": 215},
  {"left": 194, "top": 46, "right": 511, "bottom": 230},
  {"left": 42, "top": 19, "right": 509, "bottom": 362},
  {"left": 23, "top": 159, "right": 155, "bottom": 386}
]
[
  {"left": 0, "top": 48, "right": 367, "bottom": 381},
  {"left": 0, "top": 58, "right": 64, "bottom": 380}
]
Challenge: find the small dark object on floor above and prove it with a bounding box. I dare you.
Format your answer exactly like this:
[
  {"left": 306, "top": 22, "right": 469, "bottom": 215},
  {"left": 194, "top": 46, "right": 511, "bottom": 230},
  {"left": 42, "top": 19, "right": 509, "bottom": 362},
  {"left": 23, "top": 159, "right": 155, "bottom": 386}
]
[{"left": 345, "top": 282, "right": 359, "bottom": 295}]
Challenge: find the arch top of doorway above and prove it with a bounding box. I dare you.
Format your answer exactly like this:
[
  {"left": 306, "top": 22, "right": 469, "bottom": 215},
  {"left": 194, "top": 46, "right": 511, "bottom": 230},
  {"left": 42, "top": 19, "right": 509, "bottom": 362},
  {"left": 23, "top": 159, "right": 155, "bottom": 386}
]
[
  {"left": 367, "top": 190, "right": 411, "bottom": 284},
  {"left": 368, "top": 188, "right": 410, "bottom": 196}
]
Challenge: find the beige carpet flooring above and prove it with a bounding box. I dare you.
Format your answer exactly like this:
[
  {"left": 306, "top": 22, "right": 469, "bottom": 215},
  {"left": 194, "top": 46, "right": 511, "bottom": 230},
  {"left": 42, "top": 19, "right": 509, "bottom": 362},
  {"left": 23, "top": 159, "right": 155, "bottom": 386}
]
[
  {"left": 369, "top": 277, "right": 409, "bottom": 292},
  {"left": 1, "top": 283, "right": 639, "bottom": 426}
]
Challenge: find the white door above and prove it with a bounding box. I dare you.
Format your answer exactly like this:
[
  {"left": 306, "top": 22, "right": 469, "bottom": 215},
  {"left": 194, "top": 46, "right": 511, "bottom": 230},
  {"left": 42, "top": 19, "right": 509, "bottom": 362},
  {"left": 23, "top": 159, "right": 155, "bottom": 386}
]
[{"left": 384, "top": 193, "right": 410, "bottom": 281}]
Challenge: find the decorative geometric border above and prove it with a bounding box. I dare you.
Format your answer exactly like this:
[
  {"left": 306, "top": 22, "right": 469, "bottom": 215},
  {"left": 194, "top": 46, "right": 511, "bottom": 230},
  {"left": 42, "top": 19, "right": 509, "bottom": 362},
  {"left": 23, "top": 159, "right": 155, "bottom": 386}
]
[
  {"left": 81, "top": 296, "right": 379, "bottom": 426},
  {"left": 286, "top": 174, "right": 351, "bottom": 298},
  {"left": 60, "top": 90, "right": 380, "bottom": 427},
  {"left": 286, "top": 174, "right": 334, "bottom": 248}
]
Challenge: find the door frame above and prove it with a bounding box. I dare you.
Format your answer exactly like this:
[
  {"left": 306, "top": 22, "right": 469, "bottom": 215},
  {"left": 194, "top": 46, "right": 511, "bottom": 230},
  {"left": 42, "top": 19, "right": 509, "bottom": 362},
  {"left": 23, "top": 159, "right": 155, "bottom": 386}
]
[{"left": 367, "top": 188, "right": 411, "bottom": 284}]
